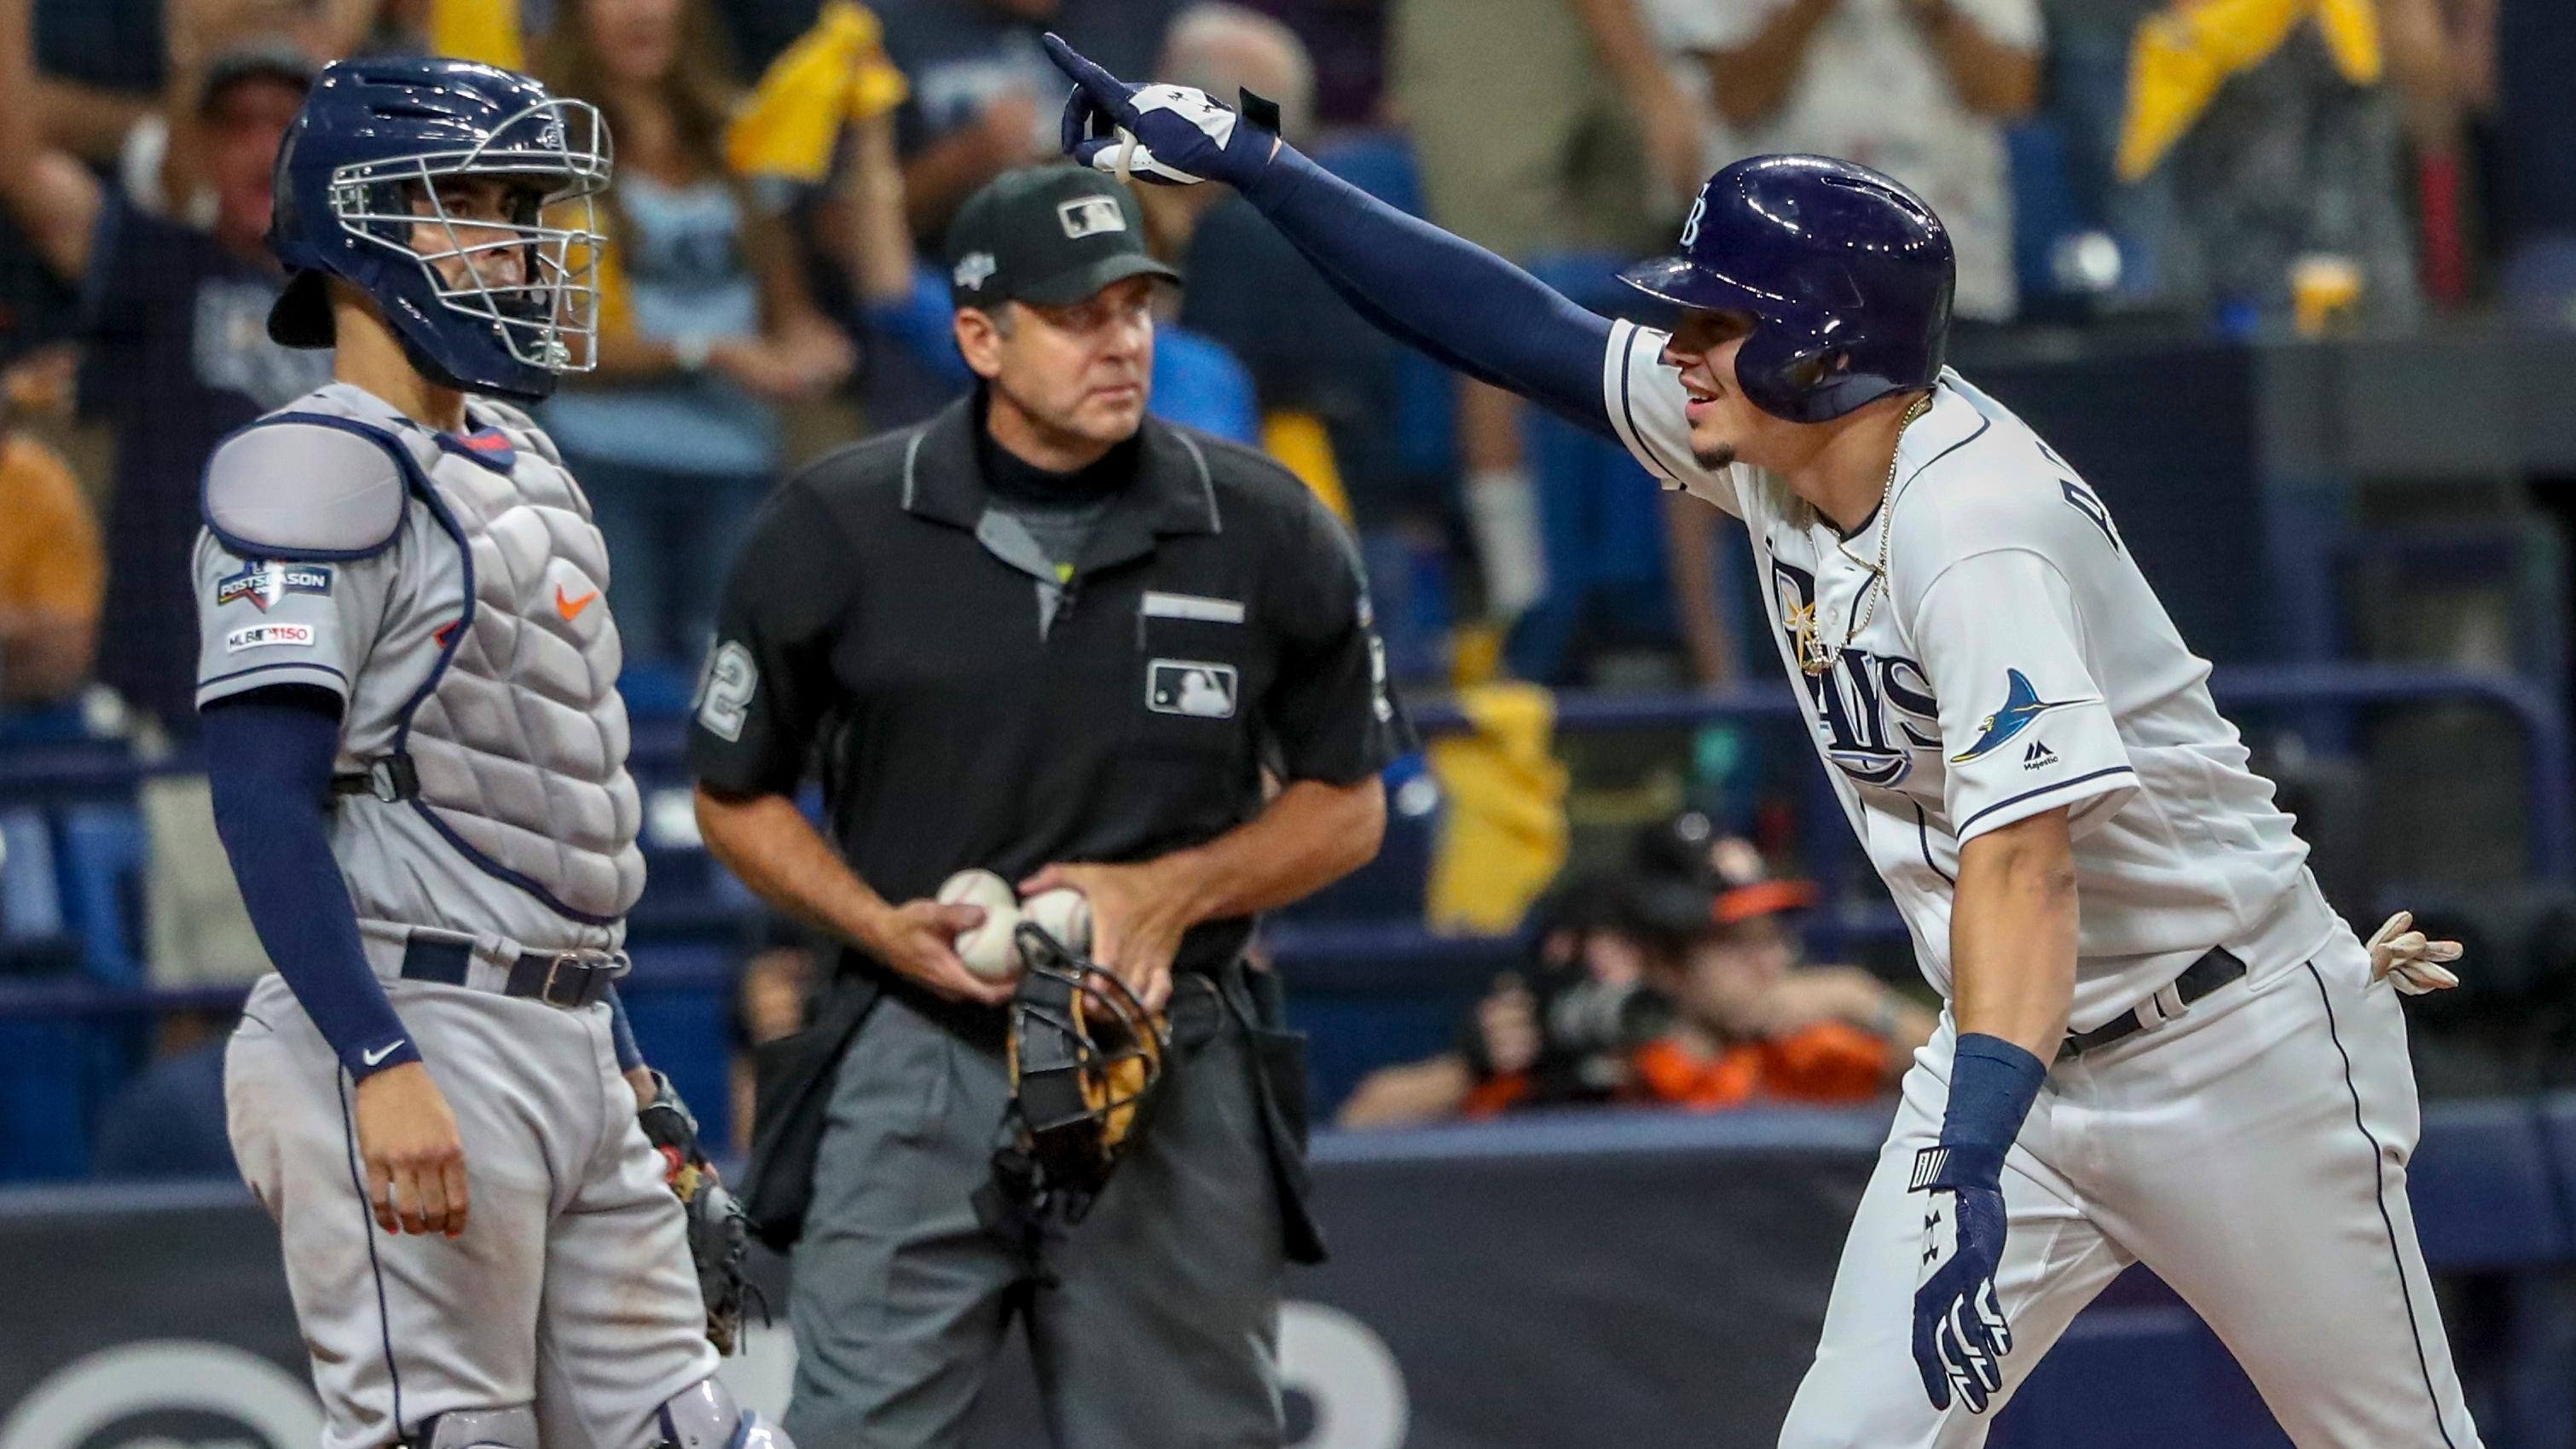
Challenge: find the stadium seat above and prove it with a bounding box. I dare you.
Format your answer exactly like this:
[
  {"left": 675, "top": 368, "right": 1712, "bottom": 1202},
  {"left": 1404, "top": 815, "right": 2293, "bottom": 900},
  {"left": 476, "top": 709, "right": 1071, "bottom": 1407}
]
[
  {"left": 2409, "top": 1098, "right": 2569, "bottom": 1269},
  {"left": 621, "top": 942, "right": 738, "bottom": 1156},
  {"left": 54, "top": 802, "right": 147, "bottom": 986}
]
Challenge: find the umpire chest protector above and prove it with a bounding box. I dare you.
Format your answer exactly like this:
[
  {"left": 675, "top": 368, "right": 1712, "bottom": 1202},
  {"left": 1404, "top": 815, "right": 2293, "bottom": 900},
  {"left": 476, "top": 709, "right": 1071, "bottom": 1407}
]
[{"left": 204, "top": 384, "right": 645, "bottom": 924}]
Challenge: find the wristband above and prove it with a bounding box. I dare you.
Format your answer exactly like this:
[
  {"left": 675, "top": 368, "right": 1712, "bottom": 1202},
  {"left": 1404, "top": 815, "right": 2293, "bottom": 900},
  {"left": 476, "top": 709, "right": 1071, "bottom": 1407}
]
[{"left": 1916, "top": 1032, "right": 2046, "bottom": 1193}]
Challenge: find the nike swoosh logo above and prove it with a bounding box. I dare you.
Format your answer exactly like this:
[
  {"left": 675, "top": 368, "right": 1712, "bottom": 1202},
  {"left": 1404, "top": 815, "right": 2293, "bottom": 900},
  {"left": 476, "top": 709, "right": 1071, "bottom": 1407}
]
[
  {"left": 362, "top": 1040, "right": 406, "bottom": 1067},
  {"left": 555, "top": 586, "right": 600, "bottom": 622}
]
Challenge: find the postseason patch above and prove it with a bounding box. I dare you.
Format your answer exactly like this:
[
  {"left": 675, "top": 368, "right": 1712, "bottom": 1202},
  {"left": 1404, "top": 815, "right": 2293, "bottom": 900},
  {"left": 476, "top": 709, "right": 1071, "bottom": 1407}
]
[
  {"left": 217, "top": 563, "right": 333, "bottom": 611},
  {"left": 226, "top": 623, "right": 315, "bottom": 653}
]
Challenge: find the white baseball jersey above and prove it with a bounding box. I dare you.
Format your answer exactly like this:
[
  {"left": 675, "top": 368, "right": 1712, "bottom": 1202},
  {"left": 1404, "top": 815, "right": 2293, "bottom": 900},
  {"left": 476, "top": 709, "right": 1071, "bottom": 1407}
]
[
  {"left": 1599, "top": 327, "right": 2481, "bottom": 1447},
  {"left": 1600, "top": 322, "right": 2329, "bottom": 1031}
]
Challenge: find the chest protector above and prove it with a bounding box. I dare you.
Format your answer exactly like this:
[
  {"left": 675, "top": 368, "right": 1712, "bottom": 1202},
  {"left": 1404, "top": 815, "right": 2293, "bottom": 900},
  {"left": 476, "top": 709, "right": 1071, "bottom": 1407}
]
[{"left": 348, "top": 400, "right": 645, "bottom": 924}]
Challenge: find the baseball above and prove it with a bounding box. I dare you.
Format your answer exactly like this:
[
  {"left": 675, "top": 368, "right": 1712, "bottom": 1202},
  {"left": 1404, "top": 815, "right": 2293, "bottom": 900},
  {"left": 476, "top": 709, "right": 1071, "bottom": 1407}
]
[
  {"left": 1021, "top": 886, "right": 1093, "bottom": 956},
  {"left": 937, "top": 869, "right": 1022, "bottom": 980}
]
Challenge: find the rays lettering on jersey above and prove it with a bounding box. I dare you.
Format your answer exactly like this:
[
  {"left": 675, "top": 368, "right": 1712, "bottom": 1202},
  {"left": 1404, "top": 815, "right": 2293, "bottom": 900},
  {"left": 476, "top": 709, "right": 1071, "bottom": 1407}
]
[{"left": 1772, "top": 559, "right": 1940, "bottom": 786}]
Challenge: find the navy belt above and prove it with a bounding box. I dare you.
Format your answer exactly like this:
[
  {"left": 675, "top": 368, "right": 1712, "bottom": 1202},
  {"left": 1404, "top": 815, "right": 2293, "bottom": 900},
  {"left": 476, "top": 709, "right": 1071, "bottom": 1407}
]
[
  {"left": 2061, "top": 946, "right": 2248, "bottom": 1058},
  {"left": 400, "top": 939, "right": 626, "bottom": 1009}
]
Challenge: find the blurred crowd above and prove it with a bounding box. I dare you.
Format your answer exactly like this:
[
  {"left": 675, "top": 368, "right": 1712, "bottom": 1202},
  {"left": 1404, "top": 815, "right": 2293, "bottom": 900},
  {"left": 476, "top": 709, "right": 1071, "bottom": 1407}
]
[
  {"left": 1338, "top": 814, "right": 1938, "bottom": 1129},
  {"left": 4, "top": 0, "right": 2568, "bottom": 737},
  {"left": 4, "top": 0, "right": 2575, "bottom": 1177}
]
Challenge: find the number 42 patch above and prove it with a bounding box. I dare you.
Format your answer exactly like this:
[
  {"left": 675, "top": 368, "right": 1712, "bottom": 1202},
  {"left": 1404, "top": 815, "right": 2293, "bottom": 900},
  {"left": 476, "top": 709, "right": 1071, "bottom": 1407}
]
[{"left": 695, "top": 640, "right": 756, "bottom": 742}]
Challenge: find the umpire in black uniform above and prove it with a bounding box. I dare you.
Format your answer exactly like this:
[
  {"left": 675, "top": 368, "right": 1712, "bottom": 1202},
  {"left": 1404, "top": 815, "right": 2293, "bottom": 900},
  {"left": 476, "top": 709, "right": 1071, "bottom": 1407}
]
[{"left": 688, "top": 165, "right": 1410, "bottom": 1449}]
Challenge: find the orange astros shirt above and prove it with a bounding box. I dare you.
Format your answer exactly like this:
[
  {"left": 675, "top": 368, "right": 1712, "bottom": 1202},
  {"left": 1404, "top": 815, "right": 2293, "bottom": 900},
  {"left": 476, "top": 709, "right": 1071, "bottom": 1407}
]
[{"left": 1628, "top": 1023, "right": 1891, "bottom": 1110}]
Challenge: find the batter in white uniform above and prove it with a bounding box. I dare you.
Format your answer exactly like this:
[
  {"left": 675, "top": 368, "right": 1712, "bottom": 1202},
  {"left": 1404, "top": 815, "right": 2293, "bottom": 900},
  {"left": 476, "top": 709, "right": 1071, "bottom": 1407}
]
[
  {"left": 1030, "top": 50, "right": 2480, "bottom": 1448},
  {"left": 195, "top": 58, "right": 784, "bottom": 1449}
]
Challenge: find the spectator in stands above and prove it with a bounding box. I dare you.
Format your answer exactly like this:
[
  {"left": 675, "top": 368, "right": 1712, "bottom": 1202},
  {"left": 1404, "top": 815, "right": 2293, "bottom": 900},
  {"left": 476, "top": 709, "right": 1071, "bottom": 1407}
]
[
  {"left": 532, "top": 0, "right": 857, "bottom": 662},
  {"left": 1392, "top": 0, "right": 1701, "bottom": 627},
  {"left": 1138, "top": 5, "right": 1420, "bottom": 527},
  {"left": 1336, "top": 872, "right": 1660, "bottom": 1127},
  {"left": 2046, "top": 0, "right": 2434, "bottom": 333},
  {"left": 0, "top": 0, "right": 327, "bottom": 741},
  {"left": 1232, "top": 0, "right": 1384, "bottom": 127},
  {"left": 0, "top": 414, "right": 101, "bottom": 710},
  {"left": 1620, "top": 858, "right": 1934, "bottom": 1110},
  {"left": 1658, "top": 0, "right": 2039, "bottom": 329},
  {"left": 873, "top": 0, "right": 1183, "bottom": 243}
]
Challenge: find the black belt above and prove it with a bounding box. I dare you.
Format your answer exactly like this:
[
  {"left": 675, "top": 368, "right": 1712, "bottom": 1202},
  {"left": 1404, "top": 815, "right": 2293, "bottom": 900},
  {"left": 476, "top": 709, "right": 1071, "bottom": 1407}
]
[
  {"left": 400, "top": 938, "right": 626, "bottom": 1009},
  {"left": 2061, "top": 946, "right": 2248, "bottom": 1058}
]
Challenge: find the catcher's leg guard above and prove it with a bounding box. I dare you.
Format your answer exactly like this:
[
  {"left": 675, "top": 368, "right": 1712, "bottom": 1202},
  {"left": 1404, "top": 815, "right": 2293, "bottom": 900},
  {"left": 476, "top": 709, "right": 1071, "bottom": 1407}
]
[
  {"left": 654, "top": 1379, "right": 794, "bottom": 1449},
  {"left": 408, "top": 1406, "right": 539, "bottom": 1449}
]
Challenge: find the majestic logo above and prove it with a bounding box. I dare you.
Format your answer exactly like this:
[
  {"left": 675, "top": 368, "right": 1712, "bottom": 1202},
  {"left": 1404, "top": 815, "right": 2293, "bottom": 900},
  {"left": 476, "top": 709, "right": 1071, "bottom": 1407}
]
[
  {"left": 952, "top": 251, "right": 997, "bottom": 291},
  {"left": 1772, "top": 559, "right": 1937, "bottom": 787},
  {"left": 1952, "top": 669, "right": 2098, "bottom": 763},
  {"left": 1057, "top": 196, "right": 1127, "bottom": 240},
  {"left": 225, "top": 623, "right": 315, "bottom": 653},
  {"left": 1147, "top": 659, "right": 1237, "bottom": 719},
  {"left": 2023, "top": 740, "right": 2058, "bottom": 771},
  {"left": 216, "top": 563, "right": 332, "bottom": 611}
]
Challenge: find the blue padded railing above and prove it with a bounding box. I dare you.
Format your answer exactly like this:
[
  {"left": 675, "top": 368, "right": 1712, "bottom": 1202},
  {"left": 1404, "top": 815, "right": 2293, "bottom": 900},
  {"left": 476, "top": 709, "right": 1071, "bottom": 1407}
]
[{"left": 0, "top": 661, "right": 2565, "bottom": 1034}]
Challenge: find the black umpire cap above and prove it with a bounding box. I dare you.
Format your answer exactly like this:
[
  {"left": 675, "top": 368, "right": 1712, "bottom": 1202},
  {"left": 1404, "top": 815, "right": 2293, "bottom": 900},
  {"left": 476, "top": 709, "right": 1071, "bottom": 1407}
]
[{"left": 944, "top": 165, "right": 1180, "bottom": 310}]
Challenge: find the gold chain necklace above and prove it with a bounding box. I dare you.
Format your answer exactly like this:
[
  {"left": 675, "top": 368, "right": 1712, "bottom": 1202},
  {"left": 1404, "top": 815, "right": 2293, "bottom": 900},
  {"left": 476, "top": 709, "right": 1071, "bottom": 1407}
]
[{"left": 1792, "top": 391, "right": 1936, "bottom": 677}]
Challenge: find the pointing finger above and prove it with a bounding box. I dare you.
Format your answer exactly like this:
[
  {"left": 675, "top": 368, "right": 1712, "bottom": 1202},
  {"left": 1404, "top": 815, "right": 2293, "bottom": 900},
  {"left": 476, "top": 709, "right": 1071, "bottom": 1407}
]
[{"left": 1041, "top": 33, "right": 1126, "bottom": 104}]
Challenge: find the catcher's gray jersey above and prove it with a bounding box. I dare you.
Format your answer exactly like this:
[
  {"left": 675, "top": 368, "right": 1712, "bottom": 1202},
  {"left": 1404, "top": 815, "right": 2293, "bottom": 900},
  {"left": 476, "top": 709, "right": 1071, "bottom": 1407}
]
[
  {"left": 194, "top": 381, "right": 643, "bottom": 965},
  {"left": 199, "top": 380, "right": 718, "bottom": 1449}
]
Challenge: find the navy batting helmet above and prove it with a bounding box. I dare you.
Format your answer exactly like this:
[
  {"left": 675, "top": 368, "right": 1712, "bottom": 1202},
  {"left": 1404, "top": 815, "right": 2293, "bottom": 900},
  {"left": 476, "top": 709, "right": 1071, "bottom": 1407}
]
[
  {"left": 267, "top": 58, "right": 611, "bottom": 401},
  {"left": 1618, "top": 155, "right": 1953, "bottom": 425}
]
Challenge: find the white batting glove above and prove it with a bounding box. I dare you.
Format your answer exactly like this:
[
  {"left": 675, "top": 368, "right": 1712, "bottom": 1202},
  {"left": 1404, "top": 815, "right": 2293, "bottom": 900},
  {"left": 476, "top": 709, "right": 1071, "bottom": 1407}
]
[{"left": 2366, "top": 911, "right": 2463, "bottom": 995}]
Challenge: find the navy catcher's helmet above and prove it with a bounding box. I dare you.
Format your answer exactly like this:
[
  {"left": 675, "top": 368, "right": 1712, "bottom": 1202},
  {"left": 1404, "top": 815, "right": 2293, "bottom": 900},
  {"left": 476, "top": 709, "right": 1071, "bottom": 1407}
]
[
  {"left": 268, "top": 58, "right": 611, "bottom": 401},
  {"left": 1619, "top": 154, "right": 1953, "bottom": 425}
]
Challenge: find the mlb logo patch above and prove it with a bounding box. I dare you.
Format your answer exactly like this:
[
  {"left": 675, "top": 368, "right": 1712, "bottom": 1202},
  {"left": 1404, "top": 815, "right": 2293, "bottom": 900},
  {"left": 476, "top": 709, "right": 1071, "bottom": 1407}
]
[
  {"left": 1147, "top": 659, "right": 1237, "bottom": 719},
  {"left": 1058, "top": 196, "right": 1128, "bottom": 240},
  {"left": 226, "top": 623, "right": 315, "bottom": 653},
  {"left": 216, "top": 563, "right": 333, "bottom": 611}
]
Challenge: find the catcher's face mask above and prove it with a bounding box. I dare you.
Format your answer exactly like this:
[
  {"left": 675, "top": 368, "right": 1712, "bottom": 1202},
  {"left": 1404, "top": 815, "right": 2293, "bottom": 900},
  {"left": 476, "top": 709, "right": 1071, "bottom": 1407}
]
[{"left": 994, "top": 921, "right": 1170, "bottom": 1223}]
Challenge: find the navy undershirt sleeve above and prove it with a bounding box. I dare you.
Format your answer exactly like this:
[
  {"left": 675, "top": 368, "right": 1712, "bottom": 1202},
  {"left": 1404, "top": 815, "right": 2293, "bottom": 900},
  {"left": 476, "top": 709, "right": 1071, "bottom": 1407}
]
[
  {"left": 202, "top": 689, "right": 421, "bottom": 1082},
  {"left": 1240, "top": 146, "right": 1618, "bottom": 435},
  {"left": 605, "top": 984, "right": 644, "bottom": 1074}
]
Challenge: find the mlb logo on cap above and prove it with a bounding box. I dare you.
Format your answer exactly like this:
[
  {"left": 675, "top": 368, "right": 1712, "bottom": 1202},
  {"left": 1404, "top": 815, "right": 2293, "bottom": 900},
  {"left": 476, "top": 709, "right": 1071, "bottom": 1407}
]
[{"left": 1058, "top": 196, "right": 1128, "bottom": 240}]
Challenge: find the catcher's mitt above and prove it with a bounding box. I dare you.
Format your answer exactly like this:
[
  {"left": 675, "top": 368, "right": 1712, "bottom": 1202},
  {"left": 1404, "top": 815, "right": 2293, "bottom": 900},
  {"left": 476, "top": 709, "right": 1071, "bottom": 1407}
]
[
  {"left": 992, "top": 920, "right": 1170, "bottom": 1224},
  {"left": 638, "top": 1070, "right": 756, "bottom": 1354}
]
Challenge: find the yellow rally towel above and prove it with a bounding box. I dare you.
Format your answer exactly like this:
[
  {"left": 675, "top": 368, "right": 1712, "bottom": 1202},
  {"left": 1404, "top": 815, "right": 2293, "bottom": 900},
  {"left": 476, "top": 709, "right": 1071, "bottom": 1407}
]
[
  {"left": 431, "top": 0, "right": 525, "bottom": 70},
  {"left": 2116, "top": 0, "right": 2381, "bottom": 182},
  {"left": 1426, "top": 682, "right": 1569, "bottom": 934},
  {"left": 1260, "top": 409, "right": 1353, "bottom": 523},
  {"left": 725, "top": 1, "right": 912, "bottom": 183}
]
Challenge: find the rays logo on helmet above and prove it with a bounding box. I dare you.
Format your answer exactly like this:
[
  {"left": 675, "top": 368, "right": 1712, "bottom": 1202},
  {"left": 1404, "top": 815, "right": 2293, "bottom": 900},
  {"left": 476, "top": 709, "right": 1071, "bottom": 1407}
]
[{"left": 1680, "top": 191, "right": 1707, "bottom": 249}]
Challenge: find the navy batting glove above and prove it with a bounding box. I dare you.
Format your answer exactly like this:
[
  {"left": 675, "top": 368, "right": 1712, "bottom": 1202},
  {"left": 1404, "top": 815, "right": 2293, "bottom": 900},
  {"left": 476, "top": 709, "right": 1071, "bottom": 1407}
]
[
  {"left": 1910, "top": 1144, "right": 2012, "bottom": 1413},
  {"left": 1907, "top": 1032, "right": 2046, "bottom": 1414},
  {"left": 1041, "top": 33, "right": 1276, "bottom": 189}
]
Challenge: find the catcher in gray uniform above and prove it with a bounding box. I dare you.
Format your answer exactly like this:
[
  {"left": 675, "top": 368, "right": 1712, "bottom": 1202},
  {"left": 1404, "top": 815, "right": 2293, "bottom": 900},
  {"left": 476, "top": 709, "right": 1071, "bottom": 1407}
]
[{"left": 196, "top": 57, "right": 772, "bottom": 1449}]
